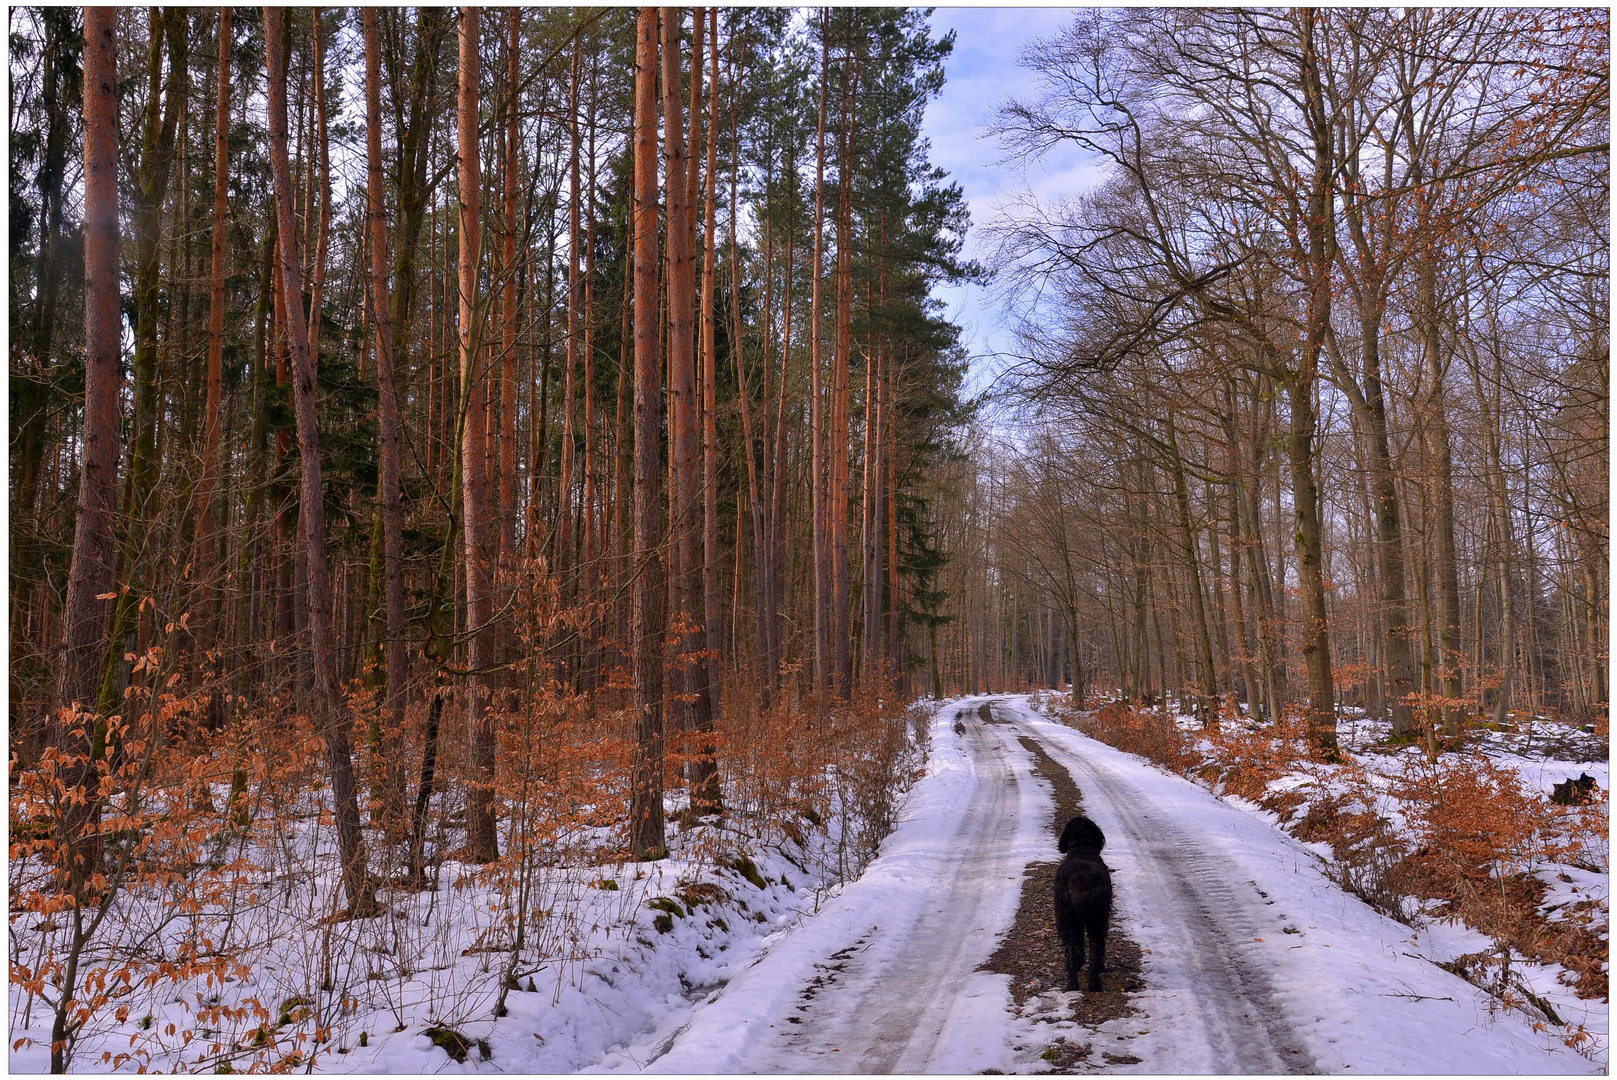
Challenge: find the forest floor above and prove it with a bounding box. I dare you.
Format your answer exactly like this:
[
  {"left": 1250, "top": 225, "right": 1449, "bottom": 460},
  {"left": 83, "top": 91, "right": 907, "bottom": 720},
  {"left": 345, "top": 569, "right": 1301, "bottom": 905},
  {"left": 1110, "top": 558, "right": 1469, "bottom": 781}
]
[
  {"left": 598, "top": 696, "right": 1603, "bottom": 1074},
  {"left": 10, "top": 711, "right": 928, "bottom": 1075}
]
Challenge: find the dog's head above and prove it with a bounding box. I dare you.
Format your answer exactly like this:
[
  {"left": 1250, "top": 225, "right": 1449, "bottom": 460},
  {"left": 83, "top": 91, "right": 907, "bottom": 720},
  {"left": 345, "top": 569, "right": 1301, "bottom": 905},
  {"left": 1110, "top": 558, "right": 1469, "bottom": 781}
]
[{"left": 1058, "top": 815, "right": 1105, "bottom": 855}]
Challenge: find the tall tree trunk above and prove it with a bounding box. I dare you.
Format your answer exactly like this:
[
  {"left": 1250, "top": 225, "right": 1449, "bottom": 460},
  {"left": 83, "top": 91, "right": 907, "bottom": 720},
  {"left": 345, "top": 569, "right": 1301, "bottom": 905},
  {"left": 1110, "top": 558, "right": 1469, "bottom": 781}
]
[
  {"left": 559, "top": 45, "right": 581, "bottom": 586},
  {"left": 1284, "top": 365, "right": 1334, "bottom": 749},
  {"left": 265, "top": 6, "right": 374, "bottom": 914},
  {"left": 364, "top": 7, "right": 410, "bottom": 828},
  {"left": 664, "top": 8, "right": 715, "bottom": 813},
  {"left": 885, "top": 366, "right": 902, "bottom": 678},
  {"left": 458, "top": 6, "right": 499, "bottom": 864},
  {"left": 1291, "top": 9, "right": 1337, "bottom": 753},
  {"left": 54, "top": 6, "right": 122, "bottom": 898},
  {"left": 1463, "top": 335, "right": 1519, "bottom": 724},
  {"left": 1165, "top": 412, "right": 1218, "bottom": 722},
  {"left": 194, "top": 6, "right": 232, "bottom": 726},
  {"left": 1220, "top": 479, "right": 1259, "bottom": 715},
  {"left": 809, "top": 13, "right": 831, "bottom": 695},
  {"left": 772, "top": 237, "right": 795, "bottom": 687},
  {"left": 1415, "top": 231, "right": 1464, "bottom": 735},
  {"left": 1362, "top": 330, "right": 1418, "bottom": 736},
  {"left": 1126, "top": 465, "right": 1150, "bottom": 702},
  {"left": 693, "top": 7, "right": 723, "bottom": 812},
  {"left": 629, "top": 8, "right": 668, "bottom": 860},
  {"left": 500, "top": 9, "right": 522, "bottom": 560},
  {"left": 382, "top": 7, "right": 444, "bottom": 502},
  {"left": 862, "top": 344, "right": 882, "bottom": 674},
  {"left": 307, "top": 10, "right": 330, "bottom": 363},
  {"left": 102, "top": 9, "right": 187, "bottom": 718},
  {"left": 1231, "top": 379, "right": 1283, "bottom": 719},
  {"left": 722, "top": 29, "right": 773, "bottom": 695},
  {"left": 1204, "top": 477, "right": 1234, "bottom": 703},
  {"left": 829, "top": 53, "right": 859, "bottom": 698},
  {"left": 582, "top": 54, "right": 601, "bottom": 685},
  {"left": 303, "top": 10, "right": 332, "bottom": 702},
  {"left": 239, "top": 217, "right": 274, "bottom": 695},
  {"left": 611, "top": 249, "right": 632, "bottom": 623},
  {"left": 1331, "top": 196, "right": 1419, "bottom": 737},
  {"left": 535, "top": 210, "right": 560, "bottom": 559}
]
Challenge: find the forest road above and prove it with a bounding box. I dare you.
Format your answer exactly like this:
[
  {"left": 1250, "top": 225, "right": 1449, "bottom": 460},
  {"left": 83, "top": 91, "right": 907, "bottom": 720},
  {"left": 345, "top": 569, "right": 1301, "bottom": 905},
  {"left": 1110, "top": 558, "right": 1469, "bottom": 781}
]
[{"left": 640, "top": 695, "right": 1316, "bottom": 1073}]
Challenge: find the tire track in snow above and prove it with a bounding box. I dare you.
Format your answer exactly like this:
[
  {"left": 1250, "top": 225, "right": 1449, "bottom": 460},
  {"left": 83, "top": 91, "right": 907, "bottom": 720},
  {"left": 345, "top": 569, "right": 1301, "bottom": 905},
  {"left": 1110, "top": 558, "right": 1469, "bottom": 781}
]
[{"left": 1010, "top": 701, "right": 1317, "bottom": 1075}]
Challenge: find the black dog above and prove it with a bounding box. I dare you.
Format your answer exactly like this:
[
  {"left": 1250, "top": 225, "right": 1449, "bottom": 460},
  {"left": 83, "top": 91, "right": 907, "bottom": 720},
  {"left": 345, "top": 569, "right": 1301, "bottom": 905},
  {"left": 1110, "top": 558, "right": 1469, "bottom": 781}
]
[
  {"left": 1054, "top": 815, "right": 1112, "bottom": 992},
  {"left": 1552, "top": 773, "right": 1599, "bottom": 806}
]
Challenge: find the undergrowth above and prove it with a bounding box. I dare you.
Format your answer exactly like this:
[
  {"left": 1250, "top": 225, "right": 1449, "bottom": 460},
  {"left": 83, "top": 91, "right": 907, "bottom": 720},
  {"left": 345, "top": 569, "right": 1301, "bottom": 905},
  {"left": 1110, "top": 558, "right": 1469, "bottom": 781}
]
[{"left": 10, "top": 637, "right": 925, "bottom": 1072}]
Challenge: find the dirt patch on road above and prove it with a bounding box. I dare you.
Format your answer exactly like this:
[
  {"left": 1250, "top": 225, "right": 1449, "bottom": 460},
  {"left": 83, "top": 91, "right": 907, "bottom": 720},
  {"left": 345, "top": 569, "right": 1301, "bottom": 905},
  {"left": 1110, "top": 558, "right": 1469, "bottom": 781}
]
[{"left": 982, "top": 736, "right": 1145, "bottom": 1030}]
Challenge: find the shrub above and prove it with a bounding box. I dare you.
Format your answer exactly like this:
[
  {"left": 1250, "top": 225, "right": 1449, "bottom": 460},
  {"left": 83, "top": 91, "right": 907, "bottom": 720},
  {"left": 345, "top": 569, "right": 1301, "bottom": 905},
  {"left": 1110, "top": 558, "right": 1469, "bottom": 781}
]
[{"left": 1077, "top": 702, "right": 1200, "bottom": 777}]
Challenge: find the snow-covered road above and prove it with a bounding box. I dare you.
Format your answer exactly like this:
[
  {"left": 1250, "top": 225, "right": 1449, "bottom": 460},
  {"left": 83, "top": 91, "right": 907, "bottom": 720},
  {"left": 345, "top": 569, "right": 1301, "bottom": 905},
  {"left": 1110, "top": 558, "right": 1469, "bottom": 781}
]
[{"left": 597, "top": 696, "right": 1600, "bottom": 1074}]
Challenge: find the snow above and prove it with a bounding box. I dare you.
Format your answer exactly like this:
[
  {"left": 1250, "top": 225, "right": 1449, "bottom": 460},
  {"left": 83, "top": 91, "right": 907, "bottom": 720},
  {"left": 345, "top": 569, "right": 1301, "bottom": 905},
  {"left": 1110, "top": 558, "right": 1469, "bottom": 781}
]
[
  {"left": 610, "top": 695, "right": 1603, "bottom": 1073},
  {"left": 10, "top": 709, "right": 930, "bottom": 1075},
  {"left": 9, "top": 831, "right": 841, "bottom": 1074},
  {"left": 11, "top": 693, "right": 1604, "bottom": 1074}
]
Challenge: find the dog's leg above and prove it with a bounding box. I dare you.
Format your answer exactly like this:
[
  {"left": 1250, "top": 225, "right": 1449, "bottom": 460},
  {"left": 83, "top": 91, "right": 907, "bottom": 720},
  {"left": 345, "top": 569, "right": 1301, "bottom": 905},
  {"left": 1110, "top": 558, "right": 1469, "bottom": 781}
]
[
  {"left": 1064, "top": 935, "right": 1084, "bottom": 992},
  {"left": 1087, "top": 921, "right": 1107, "bottom": 991}
]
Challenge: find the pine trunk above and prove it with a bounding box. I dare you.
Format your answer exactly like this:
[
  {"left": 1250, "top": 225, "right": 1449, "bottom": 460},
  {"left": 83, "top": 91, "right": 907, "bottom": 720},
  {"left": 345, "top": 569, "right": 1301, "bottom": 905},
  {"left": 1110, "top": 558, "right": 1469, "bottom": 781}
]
[
  {"left": 694, "top": 7, "right": 724, "bottom": 812},
  {"left": 194, "top": 7, "right": 232, "bottom": 726},
  {"left": 830, "top": 56, "right": 859, "bottom": 699},
  {"left": 55, "top": 6, "right": 122, "bottom": 895},
  {"left": 559, "top": 46, "right": 581, "bottom": 586},
  {"left": 364, "top": 7, "right": 410, "bottom": 828},
  {"left": 809, "top": 15, "right": 831, "bottom": 695},
  {"left": 629, "top": 8, "right": 668, "bottom": 860},
  {"left": 664, "top": 8, "right": 716, "bottom": 813},
  {"left": 500, "top": 10, "right": 521, "bottom": 560},
  {"left": 458, "top": 7, "right": 499, "bottom": 864}
]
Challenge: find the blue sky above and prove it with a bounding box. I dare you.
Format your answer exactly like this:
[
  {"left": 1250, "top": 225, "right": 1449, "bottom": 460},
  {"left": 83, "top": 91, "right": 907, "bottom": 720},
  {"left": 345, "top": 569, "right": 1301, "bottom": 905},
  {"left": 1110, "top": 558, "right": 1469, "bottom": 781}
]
[{"left": 919, "top": 7, "right": 1107, "bottom": 401}]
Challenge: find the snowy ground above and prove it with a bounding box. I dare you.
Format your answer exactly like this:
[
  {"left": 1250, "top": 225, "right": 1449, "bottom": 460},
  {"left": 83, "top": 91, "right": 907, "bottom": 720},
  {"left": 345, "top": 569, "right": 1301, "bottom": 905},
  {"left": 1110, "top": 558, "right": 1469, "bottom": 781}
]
[
  {"left": 10, "top": 815, "right": 856, "bottom": 1075},
  {"left": 11, "top": 714, "right": 925, "bottom": 1074},
  {"left": 600, "top": 700, "right": 1045, "bottom": 1073},
  {"left": 12, "top": 696, "right": 1603, "bottom": 1073},
  {"left": 1016, "top": 700, "right": 1604, "bottom": 1074},
  {"left": 1060, "top": 691, "right": 1608, "bottom": 1042}
]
